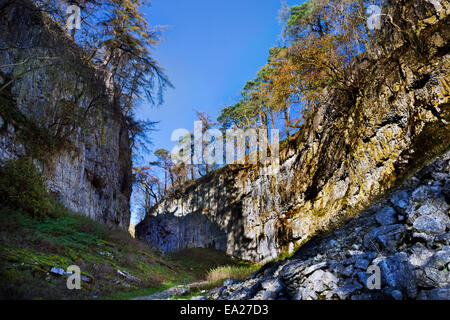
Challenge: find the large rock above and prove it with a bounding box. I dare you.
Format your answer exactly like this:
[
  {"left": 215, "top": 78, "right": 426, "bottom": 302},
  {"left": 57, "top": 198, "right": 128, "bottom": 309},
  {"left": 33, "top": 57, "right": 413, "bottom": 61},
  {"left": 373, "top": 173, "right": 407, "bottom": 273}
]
[
  {"left": 212, "top": 150, "right": 450, "bottom": 300},
  {"left": 137, "top": 0, "right": 450, "bottom": 262},
  {"left": 390, "top": 191, "right": 410, "bottom": 210},
  {"left": 413, "top": 215, "right": 447, "bottom": 235},
  {"left": 377, "top": 253, "right": 418, "bottom": 298},
  {"left": 333, "top": 279, "right": 363, "bottom": 300},
  {"left": 0, "top": 1, "right": 132, "bottom": 228},
  {"left": 375, "top": 207, "right": 398, "bottom": 226},
  {"left": 408, "top": 244, "right": 435, "bottom": 267},
  {"left": 363, "top": 224, "right": 406, "bottom": 251}
]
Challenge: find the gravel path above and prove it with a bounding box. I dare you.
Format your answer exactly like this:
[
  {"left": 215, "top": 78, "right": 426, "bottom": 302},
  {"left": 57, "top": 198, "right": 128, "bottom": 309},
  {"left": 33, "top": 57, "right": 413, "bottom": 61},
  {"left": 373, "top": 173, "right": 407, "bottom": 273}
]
[{"left": 131, "top": 281, "right": 210, "bottom": 300}]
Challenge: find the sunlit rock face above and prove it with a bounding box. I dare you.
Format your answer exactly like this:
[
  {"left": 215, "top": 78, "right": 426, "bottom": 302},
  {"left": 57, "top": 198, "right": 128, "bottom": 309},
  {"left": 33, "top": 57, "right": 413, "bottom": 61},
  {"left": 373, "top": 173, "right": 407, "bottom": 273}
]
[
  {"left": 0, "top": 1, "right": 132, "bottom": 229},
  {"left": 208, "top": 151, "right": 450, "bottom": 300},
  {"left": 137, "top": 0, "right": 450, "bottom": 262}
]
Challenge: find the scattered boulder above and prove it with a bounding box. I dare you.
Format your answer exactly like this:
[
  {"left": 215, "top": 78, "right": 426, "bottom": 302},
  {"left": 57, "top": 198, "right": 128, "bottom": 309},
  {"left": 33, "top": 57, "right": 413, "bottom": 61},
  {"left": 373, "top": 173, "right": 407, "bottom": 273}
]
[
  {"left": 390, "top": 289, "right": 403, "bottom": 300},
  {"left": 363, "top": 224, "right": 405, "bottom": 251},
  {"left": 333, "top": 279, "right": 363, "bottom": 300},
  {"left": 375, "top": 206, "right": 397, "bottom": 226},
  {"left": 212, "top": 151, "right": 450, "bottom": 300},
  {"left": 390, "top": 191, "right": 410, "bottom": 211},
  {"left": 252, "top": 278, "right": 283, "bottom": 300},
  {"left": 50, "top": 267, "right": 67, "bottom": 276},
  {"left": 49, "top": 267, "right": 91, "bottom": 283},
  {"left": 413, "top": 215, "right": 446, "bottom": 235},
  {"left": 377, "top": 253, "right": 417, "bottom": 298},
  {"left": 117, "top": 269, "right": 140, "bottom": 282},
  {"left": 408, "top": 244, "right": 435, "bottom": 267},
  {"left": 223, "top": 279, "right": 236, "bottom": 287},
  {"left": 303, "top": 262, "right": 327, "bottom": 276}
]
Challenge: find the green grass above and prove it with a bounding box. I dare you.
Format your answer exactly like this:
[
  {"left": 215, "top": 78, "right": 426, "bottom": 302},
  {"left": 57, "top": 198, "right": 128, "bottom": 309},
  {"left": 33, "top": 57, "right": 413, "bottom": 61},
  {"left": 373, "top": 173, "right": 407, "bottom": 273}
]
[
  {"left": 0, "top": 206, "right": 165, "bottom": 299},
  {"left": 0, "top": 158, "right": 55, "bottom": 219},
  {"left": 0, "top": 205, "right": 258, "bottom": 300},
  {"left": 206, "top": 265, "right": 260, "bottom": 282},
  {"left": 169, "top": 248, "right": 255, "bottom": 281},
  {"left": 0, "top": 157, "right": 260, "bottom": 299},
  {"left": 164, "top": 258, "right": 260, "bottom": 301}
]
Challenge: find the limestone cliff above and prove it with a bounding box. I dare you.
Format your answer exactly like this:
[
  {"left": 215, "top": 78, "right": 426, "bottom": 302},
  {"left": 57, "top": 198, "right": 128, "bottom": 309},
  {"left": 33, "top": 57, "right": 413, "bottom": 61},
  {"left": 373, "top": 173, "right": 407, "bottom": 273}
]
[
  {"left": 137, "top": 0, "right": 450, "bottom": 262},
  {"left": 205, "top": 151, "right": 450, "bottom": 300},
  {"left": 0, "top": 1, "right": 132, "bottom": 229}
]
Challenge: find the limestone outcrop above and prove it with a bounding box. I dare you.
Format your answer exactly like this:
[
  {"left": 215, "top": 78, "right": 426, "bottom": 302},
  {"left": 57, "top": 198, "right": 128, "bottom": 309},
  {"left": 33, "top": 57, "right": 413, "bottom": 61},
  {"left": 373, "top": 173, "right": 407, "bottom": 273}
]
[
  {"left": 137, "top": 0, "right": 450, "bottom": 262},
  {"left": 0, "top": 1, "right": 132, "bottom": 228},
  {"left": 202, "top": 151, "right": 450, "bottom": 300}
]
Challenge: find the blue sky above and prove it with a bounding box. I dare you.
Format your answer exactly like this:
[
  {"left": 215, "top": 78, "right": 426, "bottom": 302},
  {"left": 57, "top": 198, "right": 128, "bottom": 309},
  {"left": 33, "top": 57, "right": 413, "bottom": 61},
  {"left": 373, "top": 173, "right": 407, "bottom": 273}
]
[
  {"left": 131, "top": 0, "right": 300, "bottom": 223},
  {"left": 137, "top": 0, "right": 299, "bottom": 159}
]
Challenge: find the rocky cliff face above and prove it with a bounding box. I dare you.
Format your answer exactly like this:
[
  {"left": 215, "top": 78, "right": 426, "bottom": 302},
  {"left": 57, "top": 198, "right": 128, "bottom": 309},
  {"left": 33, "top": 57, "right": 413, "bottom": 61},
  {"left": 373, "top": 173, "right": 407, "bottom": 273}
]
[
  {"left": 203, "top": 151, "right": 450, "bottom": 300},
  {"left": 0, "top": 1, "right": 132, "bottom": 229},
  {"left": 137, "top": 0, "right": 450, "bottom": 262}
]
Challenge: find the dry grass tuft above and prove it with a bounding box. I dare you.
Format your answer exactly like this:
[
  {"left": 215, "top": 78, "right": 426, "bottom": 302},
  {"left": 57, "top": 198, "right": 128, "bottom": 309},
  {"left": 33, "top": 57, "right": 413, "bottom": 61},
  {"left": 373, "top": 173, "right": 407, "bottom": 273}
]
[{"left": 206, "top": 265, "right": 259, "bottom": 283}]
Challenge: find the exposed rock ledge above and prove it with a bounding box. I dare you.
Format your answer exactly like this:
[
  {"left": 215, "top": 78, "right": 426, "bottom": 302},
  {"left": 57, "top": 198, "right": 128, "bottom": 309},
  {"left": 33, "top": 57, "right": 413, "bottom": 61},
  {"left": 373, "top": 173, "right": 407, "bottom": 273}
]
[
  {"left": 0, "top": 1, "right": 132, "bottom": 228},
  {"left": 137, "top": 0, "right": 450, "bottom": 262},
  {"left": 199, "top": 151, "right": 450, "bottom": 300}
]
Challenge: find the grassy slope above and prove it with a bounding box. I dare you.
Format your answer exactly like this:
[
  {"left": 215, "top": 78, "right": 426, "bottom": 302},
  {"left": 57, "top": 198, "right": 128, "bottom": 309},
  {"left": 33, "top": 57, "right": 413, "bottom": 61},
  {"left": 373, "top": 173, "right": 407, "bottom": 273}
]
[{"left": 0, "top": 205, "right": 256, "bottom": 300}]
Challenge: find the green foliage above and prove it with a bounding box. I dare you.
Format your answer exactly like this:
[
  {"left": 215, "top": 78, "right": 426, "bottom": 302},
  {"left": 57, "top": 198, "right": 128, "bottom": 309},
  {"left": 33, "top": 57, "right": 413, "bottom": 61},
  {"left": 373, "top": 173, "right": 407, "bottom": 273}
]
[
  {"left": 34, "top": 0, "right": 171, "bottom": 109},
  {"left": 0, "top": 202, "right": 259, "bottom": 299},
  {"left": 0, "top": 97, "right": 69, "bottom": 161},
  {"left": 217, "top": 104, "right": 246, "bottom": 130},
  {"left": 104, "top": 283, "right": 175, "bottom": 300},
  {"left": 217, "top": 69, "right": 271, "bottom": 131},
  {"left": 0, "top": 158, "right": 54, "bottom": 219},
  {"left": 34, "top": 208, "right": 107, "bottom": 249},
  {"left": 285, "top": 1, "right": 312, "bottom": 35},
  {"left": 3, "top": 1, "right": 170, "bottom": 165},
  {"left": 217, "top": 0, "right": 398, "bottom": 140},
  {"left": 154, "top": 148, "right": 170, "bottom": 157}
]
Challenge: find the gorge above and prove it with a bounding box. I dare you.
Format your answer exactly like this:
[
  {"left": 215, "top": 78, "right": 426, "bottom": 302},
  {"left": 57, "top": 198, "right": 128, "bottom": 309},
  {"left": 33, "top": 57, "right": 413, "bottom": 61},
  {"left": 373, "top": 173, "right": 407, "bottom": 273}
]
[
  {"left": 0, "top": 0, "right": 449, "bottom": 301},
  {"left": 137, "top": 0, "right": 450, "bottom": 265}
]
